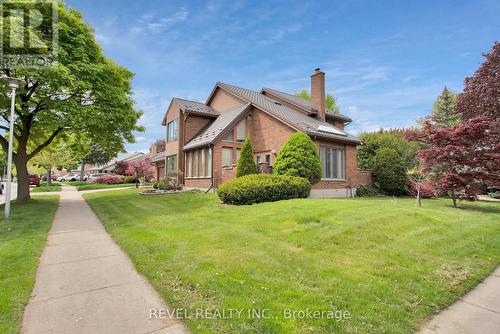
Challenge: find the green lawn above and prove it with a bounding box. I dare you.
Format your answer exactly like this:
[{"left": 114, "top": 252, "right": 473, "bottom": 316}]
[
  {"left": 30, "top": 183, "right": 62, "bottom": 193},
  {"left": 0, "top": 196, "right": 59, "bottom": 334},
  {"left": 74, "top": 183, "right": 136, "bottom": 191},
  {"left": 83, "top": 190, "right": 500, "bottom": 333}
]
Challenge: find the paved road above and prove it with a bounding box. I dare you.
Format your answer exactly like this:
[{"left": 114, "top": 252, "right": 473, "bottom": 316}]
[
  {"left": 21, "top": 185, "right": 187, "bottom": 334},
  {"left": 417, "top": 266, "right": 500, "bottom": 334},
  {"left": 0, "top": 182, "right": 17, "bottom": 205}
]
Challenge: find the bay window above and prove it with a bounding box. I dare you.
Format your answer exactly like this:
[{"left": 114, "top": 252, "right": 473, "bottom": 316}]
[
  {"left": 186, "top": 148, "right": 212, "bottom": 178},
  {"left": 206, "top": 148, "right": 212, "bottom": 176},
  {"left": 193, "top": 151, "right": 199, "bottom": 176},
  {"left": 187, "top": 152, "right": 192, "bottom": 177},
  {"left": 320, "top": 146, "right": 345, "bottom": 180}
]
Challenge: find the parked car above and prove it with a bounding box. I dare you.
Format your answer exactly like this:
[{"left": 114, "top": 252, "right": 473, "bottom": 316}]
[
  {"left": 86, "top": 173, "right": 108, "bottom": 183},
  {"left": 29, "top": 174, "right": 41, "bottom": 187},
  {"left": 58, "top": 173, "right": 81, "bottom": 182},
  {"left": 41, "top": 174, "right": 58, "bottom": 182}
]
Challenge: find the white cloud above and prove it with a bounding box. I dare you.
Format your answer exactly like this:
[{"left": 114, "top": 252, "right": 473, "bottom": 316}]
[
  {"left": 95, "top": 33, "right": 112, "bottom": 45},
  {"left": 257, "top": 24, "right": 302, "bottom": 46},
  {"left": 130, "top": 7, "right": 189, "bottom": 34}
]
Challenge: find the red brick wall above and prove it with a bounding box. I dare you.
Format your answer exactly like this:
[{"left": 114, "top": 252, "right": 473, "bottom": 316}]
[
  {"left": 185, "top": 177, "right": 211, "bottom": 188},
  {"left": 212, "top": 141, "right": 243, "bottom": 187},
  {"left": 250, "top": 107, "right": 295, "bottom": 163},
  {"left": 208, "top": 88, "right": 245, "bottom": 112},
  {"left": 221, "top": 167, "right": 237, "bottom": 184},
  {"left": 184, "top": 115, "right": 211, "bottom": 144}
]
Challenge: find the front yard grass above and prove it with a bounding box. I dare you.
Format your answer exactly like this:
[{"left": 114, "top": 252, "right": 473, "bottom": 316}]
[
  {"left": 83, "top": 190, "right": 500, "bottom": 333},
  {"left": 30, "top": 183, "right": 61, "bottom": 193},
  {"left": 0, "top": 196, "right": 59, "bottom": 334}
]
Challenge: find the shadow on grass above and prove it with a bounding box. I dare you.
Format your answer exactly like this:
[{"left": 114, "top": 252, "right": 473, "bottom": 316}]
[{"left": 455, "top": 202, "right": 500, "bottom": 214}]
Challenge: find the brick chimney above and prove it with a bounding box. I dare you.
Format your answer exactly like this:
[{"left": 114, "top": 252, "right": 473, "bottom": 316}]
[{"left": 311, "top": 68, "right": 325, "bottom": 120}]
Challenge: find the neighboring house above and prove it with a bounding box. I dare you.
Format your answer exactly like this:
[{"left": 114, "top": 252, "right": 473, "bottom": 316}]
[
  {"left": 88, "top": 152, "right": 145, "bottom": 174},
  {"left": 148, "top": 140, "right": 167, "bottom": 180},
  {"left": 160, "top": 69, "right": 371, "bottom": 197}
]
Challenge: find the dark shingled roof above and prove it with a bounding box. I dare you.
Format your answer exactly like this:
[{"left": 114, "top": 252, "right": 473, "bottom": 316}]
[
  {"left": 216, "top": 82, "right": 361, "bottom": 144},
  {"left": 261, "top": 87, "right": 352, "bottom": 123},
  {"left": 174, "top": 98, "right": 219, "bottom": 117},
  {"left": 183, "top": 103, "right": 251, "bottom": 150}
]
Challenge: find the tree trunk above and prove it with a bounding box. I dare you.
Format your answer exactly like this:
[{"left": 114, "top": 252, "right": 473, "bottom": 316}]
[
  {"left": 15, "top": 153, "right": 31, "bottom": 202},
  {"left": 416, "top": 187, "right": 421, "bottom": 207},
  {"left": 79, "top": 161, "right": 85, "bottom": 181},
  {"left": 451, "top": 188, "right": 457, "bottom": 208},
  {"left": 47, "top": 169, "right": 52, "bottom": 186}
]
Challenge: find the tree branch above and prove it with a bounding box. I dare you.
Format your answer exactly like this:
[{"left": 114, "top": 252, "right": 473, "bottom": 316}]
[
  {"left": 25, "top": 81, "right": 39, "bottom": 101},
  {"left": 0, "top": 135, "right": 13, "bottom": 159},
  {"left": 27, "top": 127, "right": 63, "bottom": 160}
]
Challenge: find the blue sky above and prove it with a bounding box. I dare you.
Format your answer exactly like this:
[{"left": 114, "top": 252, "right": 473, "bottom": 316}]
[{"left": 65, "top": 0, "right": 500, "bottom": 153}]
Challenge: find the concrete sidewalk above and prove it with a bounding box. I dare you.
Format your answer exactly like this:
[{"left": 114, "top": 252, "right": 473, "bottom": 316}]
[
  {"left": 21, "top": 186, "right": 187, "bottom": 334},
  {"left": 417, "top": 267, "right": 500, "bottom": 334}
]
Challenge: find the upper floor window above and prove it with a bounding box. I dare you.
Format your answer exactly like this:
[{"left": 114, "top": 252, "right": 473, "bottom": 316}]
[
  {"left": 167, "top": 119, "right": 178, "bottom": 142},
  {"left": 223, "top": 131, "right": 233, "bottom": 141},
  {"left": 236, "top": 120, "right": 246, "bottom": 142},
  {"left": 320, "top": 146, "right": 345, "bottom": 180},
  {"left": 222, "top": 147, "right": 233, "bottom": 167}
]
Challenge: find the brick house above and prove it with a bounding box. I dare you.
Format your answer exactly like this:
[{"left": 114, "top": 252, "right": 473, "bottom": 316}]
[{"left": 156, "top": 69, "right": 371, "bottom": 197}]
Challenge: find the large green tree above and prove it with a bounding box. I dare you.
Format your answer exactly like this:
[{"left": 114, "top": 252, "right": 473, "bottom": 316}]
[
  {"left": 418, "top": 87, "right": 459, "bottom": 128},
  {"left": 0, "top": 3, "right": 142, "bottom": 201},
  {"left": 31, "top": 140, "right": 74, "bottom": 185},
  {"left": 295, "top": 90, "right": 340, "bottom": 114},
  {"left": 357, "top": 129, "right": 420, "bottom": 171}
]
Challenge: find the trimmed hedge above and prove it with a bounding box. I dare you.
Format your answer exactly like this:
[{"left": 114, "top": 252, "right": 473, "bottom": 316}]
[
  {"left": 273, "top": 132, "right": 322, "bottom": 184},
  {"left": 217, "top": 174, "right": 311, "bottom": 205}
]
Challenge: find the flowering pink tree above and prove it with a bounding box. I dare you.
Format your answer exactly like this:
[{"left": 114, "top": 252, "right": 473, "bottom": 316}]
[{"left": 125, "top": 157, "right": 155, "bottom": 181}]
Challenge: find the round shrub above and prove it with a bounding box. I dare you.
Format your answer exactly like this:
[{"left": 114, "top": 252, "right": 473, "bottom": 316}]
[
  {"left": 217, "top": 174, "right": 311, "bottom": 205},
  {"left": 155, "top": 180, "right": 173, "bottom": 190},
  {"left": 237, "top": 137, "right": 258, "bottom": 177},
  {"left": 371, "top": 148, "right": 408, "bottom": 195},
  {"left": 273, "top": 132, "right": 322, "bottom": 184}
]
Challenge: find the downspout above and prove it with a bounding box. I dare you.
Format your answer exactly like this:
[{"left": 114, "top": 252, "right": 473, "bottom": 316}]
[{"left": 205, "top": 144, "right": 214, "bottom": 193}]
